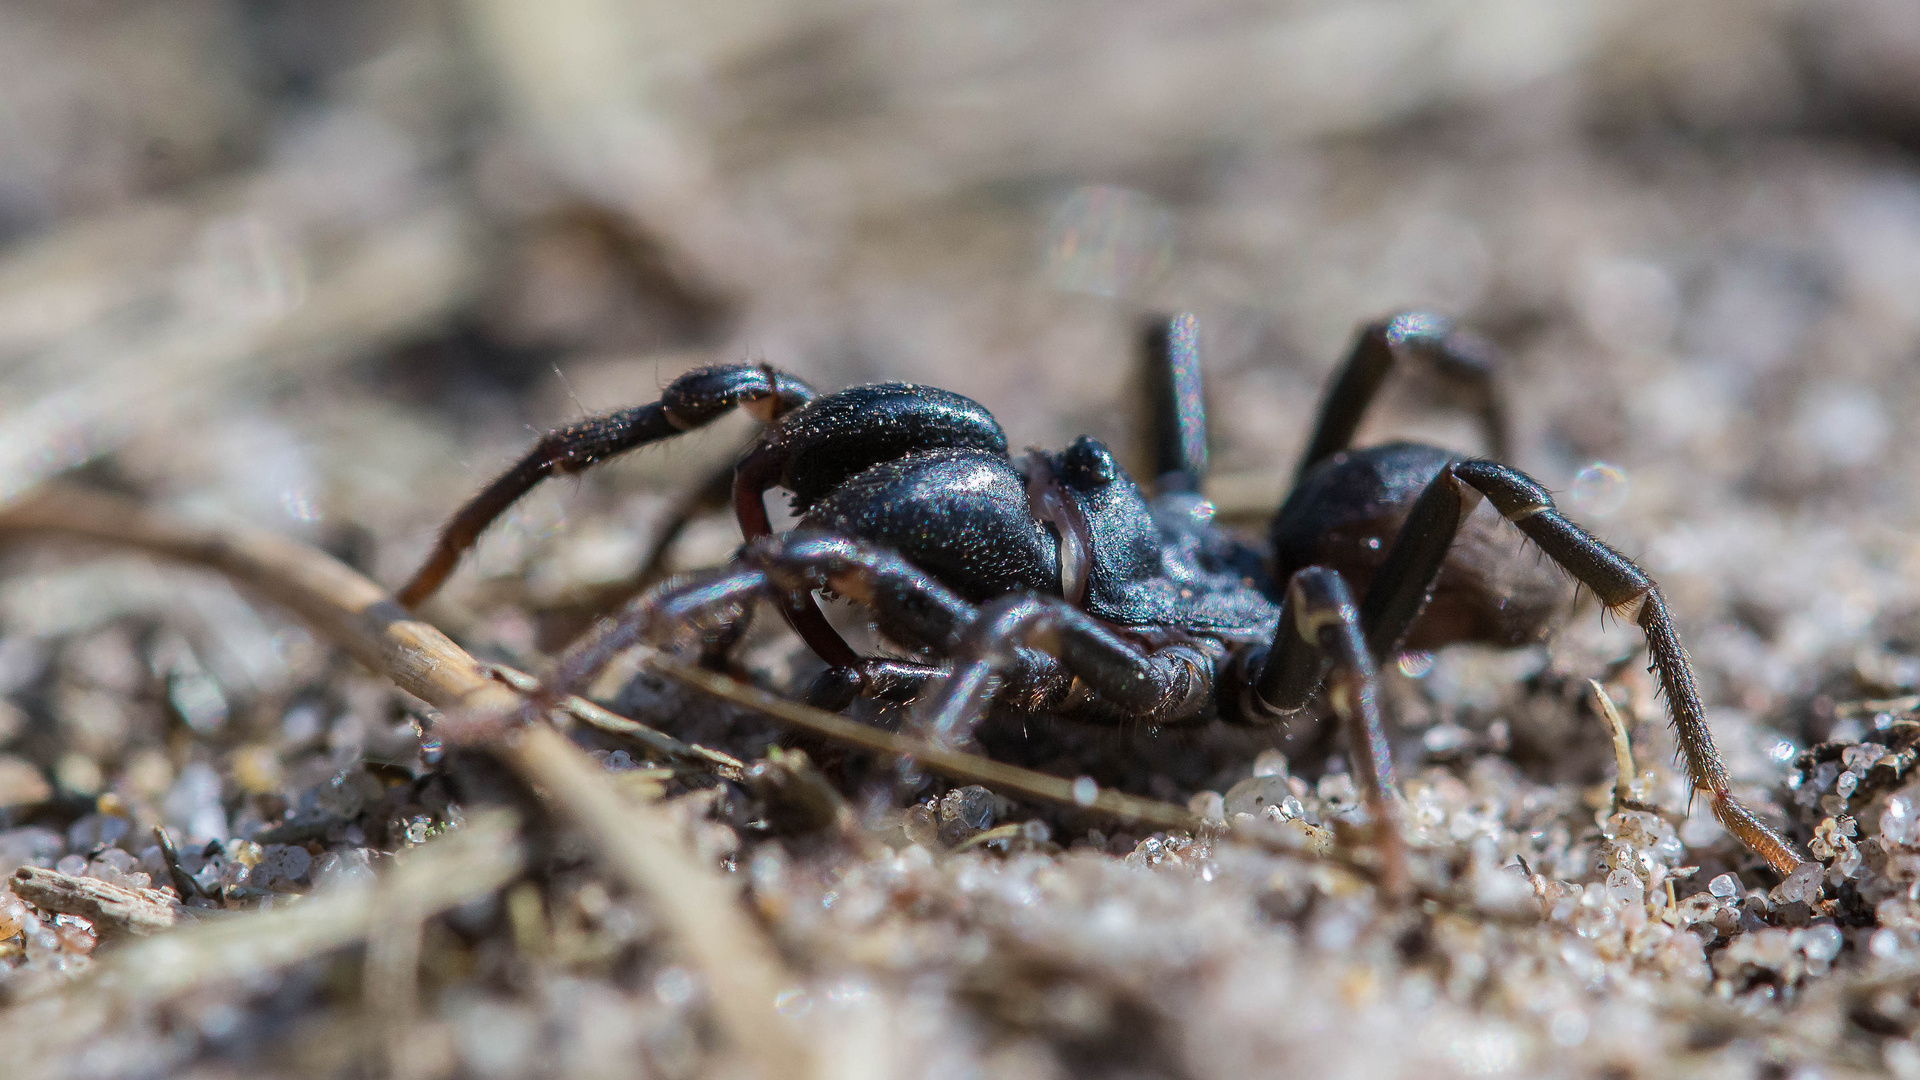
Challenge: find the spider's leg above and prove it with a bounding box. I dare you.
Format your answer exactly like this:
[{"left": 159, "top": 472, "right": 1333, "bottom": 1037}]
[
  {"left": 803, "top": 658, "right": 952, "bottom": 712},
  {"left": 1229, "top": 566, "right": 1408, "bottom": 899},
  {"left": 913, "top": 594, "right": 1214, "bottom": 749},
  {"left": 1140, "top": 312, "right": 1208, "bottom": 495},
  {"left": 1358, "top": 458, "right": 1803, "bottom": 875},
  {"left": 399, "top": 364, "right": 813, "bottom": 608},
  {"left": 524, "top": 530, "right": 973, "bottom": 714},
  {"left": 1295, "top": 313, "right": 1508, "bottom": 483},
  {"left": 544, "top": 565, "right": 769, "bottom": 705},
  {"left": 742, "top": 533, "right": 978, "bottom": 711}
]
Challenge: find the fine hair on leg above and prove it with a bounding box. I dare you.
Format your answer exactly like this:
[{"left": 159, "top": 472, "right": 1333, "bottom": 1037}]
[{"left": 1357, "top": 458, "right": 1802, "bottom": 874}]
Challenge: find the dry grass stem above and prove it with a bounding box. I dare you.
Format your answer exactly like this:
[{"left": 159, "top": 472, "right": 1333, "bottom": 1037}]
[
  {"left": 510, "top": 725, "right": 814, "bottom": 1080},
  {"left": 645, "top": 653, "right": 1207, "bottom": 833},
  {"left": 484, "top": 662, "right": 748, "bottom": 780},
  {"left": 1591, "top": 679, "right": 1639, "bottom": 808}
]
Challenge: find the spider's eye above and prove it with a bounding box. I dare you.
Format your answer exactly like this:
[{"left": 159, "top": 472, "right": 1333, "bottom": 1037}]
[{"left": 1062, "top": 436, "right": 1118, "bottom": 487}]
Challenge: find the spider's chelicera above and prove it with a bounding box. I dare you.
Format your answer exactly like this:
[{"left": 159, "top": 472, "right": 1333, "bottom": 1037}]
[{"left": 399, "top": 312, "right": 1801, "bottom": 892}]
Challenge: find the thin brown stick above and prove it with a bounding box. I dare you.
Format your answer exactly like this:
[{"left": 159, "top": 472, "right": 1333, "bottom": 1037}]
[
  {"left": 0, "top": 486, "right": 1201, "bottom": 832},
  {"left": 485, "top": 662, "right": 747, "bottom": 780},
  {"left": 8, "top": 867, "right": 181, "bottom": 940},
  {"left": 647, "top": 654, "right": 1205, "bottom": 832}
]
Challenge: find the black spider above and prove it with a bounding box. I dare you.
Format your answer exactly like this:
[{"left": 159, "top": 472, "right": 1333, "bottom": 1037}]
[{"left": 398, "top": 311, "right": 1801, "bottom": 891}]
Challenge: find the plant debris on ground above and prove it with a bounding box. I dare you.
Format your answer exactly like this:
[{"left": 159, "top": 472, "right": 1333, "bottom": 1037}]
[{"left": 7, "top": 3, "right": 1920, "bottom": 1078}]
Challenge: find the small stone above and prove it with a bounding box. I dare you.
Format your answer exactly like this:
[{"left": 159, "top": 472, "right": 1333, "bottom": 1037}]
[
  {"left": 1843, "top": 743, "right": 1888, "bottom": 772},
  {"left": 165, "top": 762, "right": 229, "bottom": 844},
  {"left": 1250, "top": 750, "right": 1289, "bottom": 778},
  {"left": 55, "top": 754, "right": 103, "bottom": 797},
  {"left": 1886, "top": 796, "right": 1918, "bottom": 845},
  {"left": 1803, "top": 924, "right": 1844, "bottom": 962},
  {"left": 1422, "top": 724, "right": 1471, "bottom": 755},
  {"left": 1708, "top": 873, "right": 1738, "bottom": 898},
  {"left": 166, "top": 670, "right": 227, "bottom": 734},
  {"left": 0, "top": 892, "right": 25, "bottom": 938},
  {"left": 313, "top": 848, "right": 376, "bottom": 891},
  {"left": 0, "top": 828, "right": 64, "bottom": 878},
  {"left": 1771, "top": 861, "right": 1825, "bottom": 905},
  {"left": 1832, "top": 844, "right": 1864, "bottom": 880},
  {"left": 0, "top": 755, "right": 51, "bottom": 809},
  {"left": 258, "top": 844, "right": 312, "bottom": 887},
  {"left": 937, "top": 786, "right": 995, "bottom": 846},
  {"left": 901, "top": 804, "right": 938, "bottom": 848},
  {"left": 66, "top": 813, "right": 128, "bottom": 854},
  {"left": 1316, "top": 772, "right": 1356, "bottom": 805},
  {"left": 1187, "top": 791, "right": 1225, "bottom": 823},
  {"left": 1606, "top": 869, "right": 1645, "bottom": 905},
  {"left": 1809, "top": 761, "right": 1840, "bottom": 792},
  {"left": 315, "top": 768, "right": 382, "bottom": 817},
  {"left": 1223, "top": 775, "right": 1291, "bottom": 818},
  {"left": 230, "top": 745, "right": 284, "bottom": 795}
]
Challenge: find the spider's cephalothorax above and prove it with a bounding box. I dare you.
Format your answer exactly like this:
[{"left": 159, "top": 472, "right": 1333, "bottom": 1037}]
[{"left": 399, "top": 312, "right": 1801, "bottom": 893}]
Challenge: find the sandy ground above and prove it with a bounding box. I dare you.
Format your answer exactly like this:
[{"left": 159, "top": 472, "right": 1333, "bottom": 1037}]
[{"left": 5, "top": 2, "right": 1920, "bottom": 1077}]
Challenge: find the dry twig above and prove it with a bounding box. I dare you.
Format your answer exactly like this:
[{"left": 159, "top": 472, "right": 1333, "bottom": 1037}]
[{"left": 8, "top": 867, "right": 180, "bottom": 940}]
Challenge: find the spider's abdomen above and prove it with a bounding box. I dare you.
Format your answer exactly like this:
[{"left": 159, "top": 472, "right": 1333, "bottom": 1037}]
[{"left": 1269, "top": 441, "right": 1574, "bottom": 649}]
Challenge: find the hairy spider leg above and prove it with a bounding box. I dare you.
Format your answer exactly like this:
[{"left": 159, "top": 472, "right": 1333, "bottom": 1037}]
[
  {"left": 1356, "top": 458, "right": 1802, "bottom": 875},
  {"left": 1140, "top": 312, "right": 1209, "bottom": 495},
  {"left": 911, "top": 593, "right": 1217, "bottom": 748},
  {"left": 399, "top": 364, "right": 815, "bottom": 608},
  {"left": 1231, "top": 566, "right": 1410, "bottom": 899},
  {"left": 1295, "top": 312, "right": 1510, "bottom": 484},
  {"left": 529, "top": 533, "right": 979, "bottom": 718}
]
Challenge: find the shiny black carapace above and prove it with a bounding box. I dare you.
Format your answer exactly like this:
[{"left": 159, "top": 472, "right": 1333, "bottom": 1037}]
[{"left": 400, "top": 313, "right": 1800, "bottom": 890}]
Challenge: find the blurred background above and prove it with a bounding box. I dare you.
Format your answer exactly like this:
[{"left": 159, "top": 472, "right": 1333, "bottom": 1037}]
[
  {"left": 8, "top": 1, "right": 1920, "bottom": 713},
  {"left": 8, "top": 1, "right": 1920, "bottom": 1076}
]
